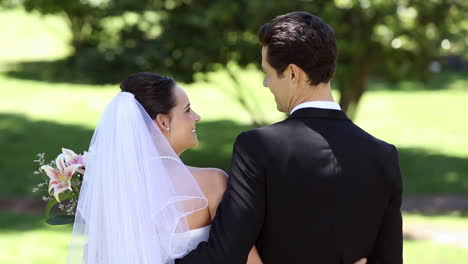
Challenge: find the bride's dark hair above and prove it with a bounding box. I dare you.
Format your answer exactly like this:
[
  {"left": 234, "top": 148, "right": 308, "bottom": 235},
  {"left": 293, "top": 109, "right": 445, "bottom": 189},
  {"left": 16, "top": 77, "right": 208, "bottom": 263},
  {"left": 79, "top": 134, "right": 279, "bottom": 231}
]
[{"left": 120, "top": 72, "right": 176, "bottom": 119}]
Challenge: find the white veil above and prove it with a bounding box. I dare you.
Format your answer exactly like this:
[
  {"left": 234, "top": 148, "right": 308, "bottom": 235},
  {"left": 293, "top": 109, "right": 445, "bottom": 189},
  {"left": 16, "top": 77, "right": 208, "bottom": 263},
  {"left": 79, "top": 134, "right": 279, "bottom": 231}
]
[{"left": 67, "top": 92, "right": 208, "bottom": 264}]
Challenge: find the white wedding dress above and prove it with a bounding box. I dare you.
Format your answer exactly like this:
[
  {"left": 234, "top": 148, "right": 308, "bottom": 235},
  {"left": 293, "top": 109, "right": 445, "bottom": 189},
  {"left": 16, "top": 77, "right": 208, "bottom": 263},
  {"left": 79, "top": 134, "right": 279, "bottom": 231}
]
[
  {"left": 67, "top": 92, "right": 210, "bottom": 264},
  {"left": 173, "top": 225, "right": 211, "bottom": 258}
]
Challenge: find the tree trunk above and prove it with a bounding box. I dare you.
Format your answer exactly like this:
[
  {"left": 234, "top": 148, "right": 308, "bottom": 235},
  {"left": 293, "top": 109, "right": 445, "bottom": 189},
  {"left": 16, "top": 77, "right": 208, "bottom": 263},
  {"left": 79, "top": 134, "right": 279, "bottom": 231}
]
[
  {"left": 339, "top": 7, "right": 373, "bottom": 119},
  {"left": 339, "top": 61, "right": 371, "bottom": 119},
  {"left": 65, "top": 14, "right": 95, "bottom": 54}
]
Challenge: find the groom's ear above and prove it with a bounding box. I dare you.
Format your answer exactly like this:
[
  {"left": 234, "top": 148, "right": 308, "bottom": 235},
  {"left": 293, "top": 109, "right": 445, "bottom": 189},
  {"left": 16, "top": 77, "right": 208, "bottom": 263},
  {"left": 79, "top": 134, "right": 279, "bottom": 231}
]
[{"left": 287, "top": 64, "right": 301, "bottom": 85}]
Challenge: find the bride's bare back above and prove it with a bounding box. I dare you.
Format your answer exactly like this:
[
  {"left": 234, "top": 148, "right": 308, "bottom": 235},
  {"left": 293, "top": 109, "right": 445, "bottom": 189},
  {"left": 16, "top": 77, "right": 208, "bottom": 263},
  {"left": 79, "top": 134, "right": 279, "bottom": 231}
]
[
  {"left": 185, "top": 166, "right": 227, "bottom": 229},
  {"left": 185, "top": 166, "right": 263, "bottom": 264}
]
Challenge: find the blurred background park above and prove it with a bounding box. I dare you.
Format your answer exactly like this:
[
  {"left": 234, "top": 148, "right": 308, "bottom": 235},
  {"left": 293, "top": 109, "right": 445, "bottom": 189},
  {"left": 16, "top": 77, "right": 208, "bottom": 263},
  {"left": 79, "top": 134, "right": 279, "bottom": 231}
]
[{"left": 0, "top": 0, "right": 467, "bottom": 263}]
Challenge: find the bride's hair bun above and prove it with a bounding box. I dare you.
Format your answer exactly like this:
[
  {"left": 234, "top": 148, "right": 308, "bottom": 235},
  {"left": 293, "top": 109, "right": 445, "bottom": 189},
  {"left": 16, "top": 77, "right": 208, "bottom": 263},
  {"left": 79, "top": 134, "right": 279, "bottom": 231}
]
[{"left": 120, "top": 72, "right": 176, "bottom": 119}]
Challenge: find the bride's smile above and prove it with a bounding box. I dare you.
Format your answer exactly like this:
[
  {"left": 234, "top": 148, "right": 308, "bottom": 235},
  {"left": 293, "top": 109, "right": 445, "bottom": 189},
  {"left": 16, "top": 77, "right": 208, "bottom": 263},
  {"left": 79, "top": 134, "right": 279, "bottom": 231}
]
[{"left": 155, "top": 84, "right": 201, "bottom": 156}]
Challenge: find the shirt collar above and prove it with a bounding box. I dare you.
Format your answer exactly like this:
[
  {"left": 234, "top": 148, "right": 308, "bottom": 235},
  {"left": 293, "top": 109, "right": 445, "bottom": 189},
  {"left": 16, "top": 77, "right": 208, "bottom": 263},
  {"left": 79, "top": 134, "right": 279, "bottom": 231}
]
[{"left": 290, "top": 101, "right": 341, "bottom": 115}]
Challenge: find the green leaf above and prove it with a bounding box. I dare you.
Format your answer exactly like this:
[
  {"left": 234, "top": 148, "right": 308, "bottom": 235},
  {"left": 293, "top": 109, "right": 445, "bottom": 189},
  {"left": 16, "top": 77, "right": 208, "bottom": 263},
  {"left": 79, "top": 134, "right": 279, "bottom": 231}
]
[
  {"left": 44, "top": 192, "right": 74, "bottom": 218},
  {"left": 45, "top": 215, "right": 75, "bottom": 225},
  {"left": 44, "top": 199, "right": 58, "bottom": 219}
]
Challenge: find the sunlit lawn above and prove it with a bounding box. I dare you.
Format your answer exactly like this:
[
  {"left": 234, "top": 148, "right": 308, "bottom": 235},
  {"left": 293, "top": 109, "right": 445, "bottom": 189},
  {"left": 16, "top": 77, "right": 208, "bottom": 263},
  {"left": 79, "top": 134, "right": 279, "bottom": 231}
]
[
  {"left": 0, "top": 212, "right": 72, "bottom": 264},
  {"left": 0, "top": 8, "right": 71, "bottom": 63},
  {"left": 404, "top": 239, "right": 468, "bottom": 264},
  {"left": 404, "top": 212, "right": 468, "bottom": 230},
  {"left": 1, "top": 211, "right": 468, "bottom": 264},
  {"left": 404, "top": 211, "right": 468, "bottom": 264}
]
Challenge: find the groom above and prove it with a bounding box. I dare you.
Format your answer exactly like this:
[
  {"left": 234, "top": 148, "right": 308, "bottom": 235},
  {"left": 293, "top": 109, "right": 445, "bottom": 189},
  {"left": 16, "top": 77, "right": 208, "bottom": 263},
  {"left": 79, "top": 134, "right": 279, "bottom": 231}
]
[{"left": 177, "top": 11, "right": 403, "bottom": 264}]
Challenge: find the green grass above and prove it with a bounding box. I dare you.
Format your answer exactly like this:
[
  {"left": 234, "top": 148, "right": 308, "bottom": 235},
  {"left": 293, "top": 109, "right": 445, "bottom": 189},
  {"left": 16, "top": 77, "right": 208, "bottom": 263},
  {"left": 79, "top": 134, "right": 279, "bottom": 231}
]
[
  {"left": 404, "top": 212, "right": 468, "bottom": 231},
  {"left": 404, "top": 213, "right": 468, "bottom": 263},
  {"left": 0, "top": 8, "right": 71, "bottom": 63},
  {"left": 354, "top": 88, "right": 468, "bottom": 194},
  {"left": 0, "top": 212, "right": 72, "bottom": 264},
  {"left": 355, "top": 89, "right": 468, "bottom": 158},
  {"left": 404, "top": 239, "right": 468, "bottom": 264},
  {"left": 1, "top": 211, "right": 468, "bottom": 264}
]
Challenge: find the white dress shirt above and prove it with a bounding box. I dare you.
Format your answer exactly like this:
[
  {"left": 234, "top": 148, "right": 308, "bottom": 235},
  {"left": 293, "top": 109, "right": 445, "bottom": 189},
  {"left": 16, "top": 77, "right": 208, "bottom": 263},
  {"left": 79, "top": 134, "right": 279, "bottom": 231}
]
[{"left": 290, "top": 101, "right": 341, "bottom": 115}]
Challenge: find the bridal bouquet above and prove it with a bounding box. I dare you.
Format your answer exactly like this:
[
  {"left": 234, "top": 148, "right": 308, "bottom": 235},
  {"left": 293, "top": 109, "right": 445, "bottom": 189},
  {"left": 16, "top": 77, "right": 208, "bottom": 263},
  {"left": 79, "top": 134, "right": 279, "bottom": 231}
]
[{"left": 32, "top": 148, "right": 86, "bottom": 225}]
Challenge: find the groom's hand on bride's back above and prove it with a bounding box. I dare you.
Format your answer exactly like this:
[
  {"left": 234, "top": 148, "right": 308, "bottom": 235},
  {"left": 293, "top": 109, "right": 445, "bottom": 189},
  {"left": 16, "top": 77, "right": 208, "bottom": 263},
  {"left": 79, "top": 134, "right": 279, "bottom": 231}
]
[{"left": 354, "top": 258, "right": 367, "bottom": 264}]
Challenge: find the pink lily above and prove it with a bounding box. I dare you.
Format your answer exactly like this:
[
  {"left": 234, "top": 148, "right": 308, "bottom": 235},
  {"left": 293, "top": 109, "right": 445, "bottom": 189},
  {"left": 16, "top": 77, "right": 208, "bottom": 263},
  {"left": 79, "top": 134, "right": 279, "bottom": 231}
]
[
  {"left": 62, "top": 148, "right": 85, "bottom": 174},
  {"left": 41, "top": 154, "right": 82, "bottom": 202}
]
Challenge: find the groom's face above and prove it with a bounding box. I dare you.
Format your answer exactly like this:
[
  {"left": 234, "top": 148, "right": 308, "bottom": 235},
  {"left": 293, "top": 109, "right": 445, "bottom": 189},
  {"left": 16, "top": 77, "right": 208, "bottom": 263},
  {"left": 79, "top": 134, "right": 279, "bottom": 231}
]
[{"left": 261, "top": 46, "right": 290, "bottom": 113}]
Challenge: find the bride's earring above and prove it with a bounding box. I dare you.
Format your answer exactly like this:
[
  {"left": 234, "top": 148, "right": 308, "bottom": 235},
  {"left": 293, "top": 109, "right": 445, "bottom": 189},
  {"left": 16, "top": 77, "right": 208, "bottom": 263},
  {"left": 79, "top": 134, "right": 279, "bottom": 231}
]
[{"left": 166, "top": 127, "right": 170, "bottom": 131}]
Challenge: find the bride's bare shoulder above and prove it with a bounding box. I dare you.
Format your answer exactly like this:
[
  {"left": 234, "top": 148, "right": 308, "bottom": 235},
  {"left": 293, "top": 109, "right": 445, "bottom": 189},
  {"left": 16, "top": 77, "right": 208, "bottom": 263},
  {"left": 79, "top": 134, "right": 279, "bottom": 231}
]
[
  {"left": 187, "top": 166, "right": 227, "bottom": 183},
  {"left": 186, "top": 166, "right": 228, "bottom": 199}
]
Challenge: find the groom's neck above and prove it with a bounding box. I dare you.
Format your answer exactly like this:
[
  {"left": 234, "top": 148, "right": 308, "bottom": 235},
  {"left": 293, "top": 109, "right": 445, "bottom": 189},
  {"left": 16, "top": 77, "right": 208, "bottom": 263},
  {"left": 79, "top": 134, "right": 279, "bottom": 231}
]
[{"left": 287, "top": 82, "right": 335, "bottom": 111}]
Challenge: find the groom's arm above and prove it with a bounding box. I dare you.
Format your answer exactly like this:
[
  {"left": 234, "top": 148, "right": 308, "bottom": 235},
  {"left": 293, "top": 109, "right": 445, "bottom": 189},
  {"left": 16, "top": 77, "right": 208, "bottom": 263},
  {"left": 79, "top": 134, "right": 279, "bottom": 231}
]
[
  {"left": 368, "top": 145, "right": 403, "bottom": 264},
  {"left": 176, "top": 131, "right": 266, "bottom": 264}
]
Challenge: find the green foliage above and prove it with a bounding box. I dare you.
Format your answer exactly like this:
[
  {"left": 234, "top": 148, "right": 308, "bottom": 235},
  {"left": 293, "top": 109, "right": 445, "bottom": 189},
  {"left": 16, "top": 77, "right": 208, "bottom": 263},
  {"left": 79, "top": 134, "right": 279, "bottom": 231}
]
[
  {"left": 44, "top": 196, "right": 59, "bottom": 219},
  {"left": 13, "top": 0, "right": 467, "bottom": 118},
  {"left": 21, "top": 0, "right": 104, "bottom": 50},
  {"left": 316, "top": 0, "right": 467, "bottom": 115},
  {"left": 44, "top": 192, "right": 74, "bottom": 219},
  {"left": 45, "top": 215, "right": 74, "bottom": 225}
]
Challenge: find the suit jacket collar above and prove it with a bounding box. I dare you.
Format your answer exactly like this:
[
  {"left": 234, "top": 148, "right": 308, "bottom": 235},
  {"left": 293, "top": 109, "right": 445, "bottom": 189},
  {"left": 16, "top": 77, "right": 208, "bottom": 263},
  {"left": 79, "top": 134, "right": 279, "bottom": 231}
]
[{"left": 287, "top": 107, "right": 351, "bottom": 121}]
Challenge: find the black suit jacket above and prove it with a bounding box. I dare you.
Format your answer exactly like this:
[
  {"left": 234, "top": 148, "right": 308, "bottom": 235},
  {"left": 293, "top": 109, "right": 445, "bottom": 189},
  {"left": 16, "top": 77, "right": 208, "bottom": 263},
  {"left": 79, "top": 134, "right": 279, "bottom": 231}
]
[{"left": 176, "top": 108, "right": 403, "bottom": 264}]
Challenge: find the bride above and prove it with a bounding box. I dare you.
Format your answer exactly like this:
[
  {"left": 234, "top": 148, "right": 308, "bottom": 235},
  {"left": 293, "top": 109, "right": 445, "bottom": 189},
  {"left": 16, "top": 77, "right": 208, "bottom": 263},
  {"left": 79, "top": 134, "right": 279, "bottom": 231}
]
[{"left": 66, "top": 72, "right": 262, "bottom": 264}]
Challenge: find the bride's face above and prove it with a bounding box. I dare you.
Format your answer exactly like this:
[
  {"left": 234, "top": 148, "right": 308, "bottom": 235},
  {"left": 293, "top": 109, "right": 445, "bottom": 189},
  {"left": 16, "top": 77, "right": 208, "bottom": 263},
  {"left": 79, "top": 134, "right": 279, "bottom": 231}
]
[{"left": 161, "top": 85, "right": 201, "bottom": 155}]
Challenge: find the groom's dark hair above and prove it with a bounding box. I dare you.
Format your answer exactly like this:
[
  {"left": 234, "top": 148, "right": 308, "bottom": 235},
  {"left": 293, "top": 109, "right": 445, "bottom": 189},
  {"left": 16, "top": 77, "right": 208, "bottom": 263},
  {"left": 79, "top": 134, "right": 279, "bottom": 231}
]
[
  {"left": 120, "top": 72, "right": 176, "bottom": 119},
  {"left": 258, "top": 11, "right": 337, "bottom": 85}
]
